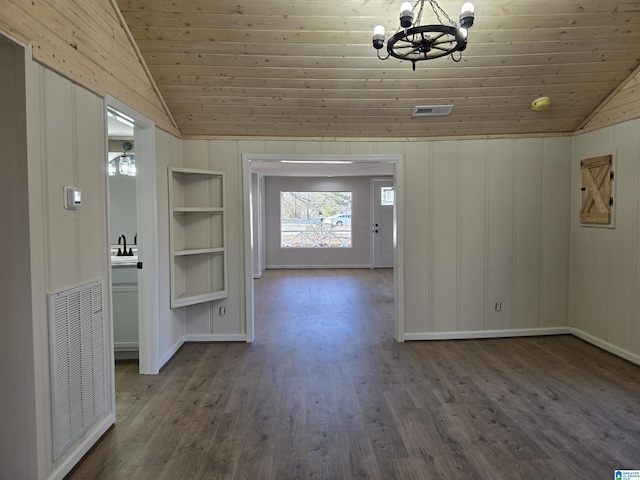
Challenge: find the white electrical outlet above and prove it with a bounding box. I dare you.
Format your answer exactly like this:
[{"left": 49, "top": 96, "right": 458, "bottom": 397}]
[
  {"left": 219, "top": 306, "right": 226, "bottom": 316},
  {"left": 495, "top": 301, "right": 502, "bottom": 312}
]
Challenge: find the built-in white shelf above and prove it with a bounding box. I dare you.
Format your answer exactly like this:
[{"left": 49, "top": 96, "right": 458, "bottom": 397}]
[{"left": 168, "top": 167, "right": 228, "bottom": 309}]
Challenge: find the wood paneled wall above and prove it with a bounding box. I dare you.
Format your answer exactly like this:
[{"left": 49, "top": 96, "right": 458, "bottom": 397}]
[
  {"left": 579, "top": 66, "right": 640, "bottom": 134},
  {"left": 1, "top": 0, "right": 179, "bottom": 136},
  {"left": 571, "top": 117, "right": 640, "bottom": 363}
]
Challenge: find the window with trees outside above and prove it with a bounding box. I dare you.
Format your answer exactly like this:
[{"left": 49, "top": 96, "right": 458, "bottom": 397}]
[{"left": 281, "top": 191, "right": 352, "bottom": 248}]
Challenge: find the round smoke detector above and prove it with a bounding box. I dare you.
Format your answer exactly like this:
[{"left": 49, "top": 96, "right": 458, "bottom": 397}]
[{"left": 531, "top": 96, "right": 551, "bottom": 112}]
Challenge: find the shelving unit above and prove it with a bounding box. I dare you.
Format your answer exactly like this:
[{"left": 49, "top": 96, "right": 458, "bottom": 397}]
[{"left": 168, "top": 167, "right": 228, "bottom": 308}]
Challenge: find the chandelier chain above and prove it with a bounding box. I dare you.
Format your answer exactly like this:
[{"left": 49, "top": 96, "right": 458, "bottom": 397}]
[
  {"left": 427, "top": 0, "right": 457, "bottom": 27},
  {"left": 412, "top": 0, "right": 425, "bottom": 27}
]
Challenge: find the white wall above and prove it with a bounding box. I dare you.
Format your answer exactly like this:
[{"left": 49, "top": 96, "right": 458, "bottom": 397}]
[
  {"left": 264, "top": 176, "right": 374, "bottom": 268},
  {"left": 403, "top": 138, "right": 572, "bottom": 337},
  {"left": 0, "top": 34, "right": 38, "bottom": 480},
  {"left": 179, "top": 138, "right": 571, "bottom": 340},
  {"left": 251, "top": 173, "right": 262, "bottom": 277},
  {"left": 155, "top": 128, "right": 186, "bottom": 362},
  {"left": 181, "top": 140, "right": 247, "bottom": 340},
  {"left": 26, "top": 62, "right": 114, "bottom": 478},
  {"left": 570, "top": 118, "right": 640, "bottom": 362}
]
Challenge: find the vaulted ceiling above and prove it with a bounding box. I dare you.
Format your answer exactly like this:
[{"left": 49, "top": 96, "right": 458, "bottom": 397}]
[{"left": 115, "top": 0, "right": 640, "bottom": 139}]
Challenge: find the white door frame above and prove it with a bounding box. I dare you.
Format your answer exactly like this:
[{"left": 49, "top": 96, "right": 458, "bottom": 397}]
[
  {"left": 371, "top": 177, "right": 395, "bottom": 269},
  {"left": 242, "top": 153, "right": 405, "bottom": 342},
  {"left": 105, "top": 95, "right": 160, "bottom": 374}
]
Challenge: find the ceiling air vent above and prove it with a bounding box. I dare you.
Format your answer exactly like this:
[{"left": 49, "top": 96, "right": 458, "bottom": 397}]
[{"left": 412, "top": 105, "right": 454, "bottom": 117}]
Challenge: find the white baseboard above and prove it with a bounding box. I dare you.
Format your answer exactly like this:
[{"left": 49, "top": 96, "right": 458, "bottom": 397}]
[
  {"left": 158, "top": 337, "right": 185, "bottom": 370},
  {"left": 266, "top": 264, "right": 370, "bottom": 269},
  {"left": 114, "top": 341, "right": 139, "bottom": 351},
  {"left": 183, "top": 334, "right": 248, "bottom": 342},
  {"left": 570, "top": 328, "right": 640, "bottom": 367},
  {"left": 48, "top": 413, "right": 115, "bottom": 480},
  {"left": 253, "top": 273, "right": 262, "bottom": 279},
  {"left": 403, "top": 326, "right": 571, "bottom": 341}
]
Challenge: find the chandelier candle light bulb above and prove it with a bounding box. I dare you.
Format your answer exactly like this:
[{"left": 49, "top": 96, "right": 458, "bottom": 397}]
[
  {"left": 400, "top": 2, "right": 414, "bottom": 28},
  {"left": 373, "top": 25, "right": 386, "bottom": 49}
]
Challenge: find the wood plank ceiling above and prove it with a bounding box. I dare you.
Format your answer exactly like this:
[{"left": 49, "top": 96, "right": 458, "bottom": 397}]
[{"left": 115, "top": 0, "right": 640, "bottom": 139}]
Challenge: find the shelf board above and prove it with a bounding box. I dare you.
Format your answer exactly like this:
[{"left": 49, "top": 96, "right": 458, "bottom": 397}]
[
  {"left": 170, "top": 167, "right": 224, "bottom": 178},
  {"left": 174, "top": 247, "right": 225, "bottom": 256},
  {"left": 173, "top": 207, "right": 224, "bottom": 214},
  {"left": 172, "top": 289, "right": 228, "bottom": 308}
]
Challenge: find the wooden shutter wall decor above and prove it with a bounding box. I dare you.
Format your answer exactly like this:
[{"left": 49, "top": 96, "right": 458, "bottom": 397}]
[{"left": 580, "top": 155, "right": 613, "bottom": 225}]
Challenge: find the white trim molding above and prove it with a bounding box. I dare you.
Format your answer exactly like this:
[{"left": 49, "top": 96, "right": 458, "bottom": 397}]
[
  {"left": 47, "top": 413, "right": 115, "bottom": 480},
  {"left": 404, "top": 327, "right": 571, "bottom": 341},
  {"left": 184, "top": 334, "right": 249, "bottom": 342},
  {"left": 570, "top": 328, "right": 640, "bottom": 367}
]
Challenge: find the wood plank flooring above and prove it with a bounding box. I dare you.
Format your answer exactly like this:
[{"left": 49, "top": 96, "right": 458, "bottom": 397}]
[{"left": 67, "top": 268, "right": 640, "bottom": 479}]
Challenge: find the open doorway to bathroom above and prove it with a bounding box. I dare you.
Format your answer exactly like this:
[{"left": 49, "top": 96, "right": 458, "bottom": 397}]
[
  {"left": 107, "top": 108, "right": 139, "bottom": 361},
  {"left": 105, "top": 96, "right": 160, "bottom": 375}
]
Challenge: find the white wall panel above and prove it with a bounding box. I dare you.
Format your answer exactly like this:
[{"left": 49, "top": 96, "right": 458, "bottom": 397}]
[
  {"left": 541, "top": 137, "right": 571, "bottom": 328},
  {"left": 514, "top": 138, "right": 544, "bottom": 329},
  {"left": 181, "top": 136, "right": 571, "bottom": 340},
  {"left": 44, "top": 69, "right": 78, "bottom": 290},
  {"left": 431, "top": 141, "right": 459, "bottom": 332},
  {"left": 155, "top": 129, "right": 186, "bottom": 355},
  {"left": 182, "top": 140, "right": 246, "bottom": 337},
  {"left": 486, "top": 139, "right": 516, "bottom": 330},
  {"left": 319, "top": 142, "right": 349, "bottom": 155},
  {"left": 348, "top": 142, "right": 376, "bottom": 155},
  {"left": 608, "top": 121, "right": 636, "bottom": 351},
  {"left": 76, "top": 86, "right": 107, "bottom": 281},
  {"left": 27, "top": 62, "right": 113, "bottom": 479},
  {"left": 459, "top": 140, "right": 488, "bottom": 332},
  {"left": 571, "top": 128, "right": 614, "bottom": 340},
  {"left": 402, "top": 142, "right": 431, "bottom": 333},
  {"left": 292, "top": 141, "right": 320, "bottom": 154},
  {"left": 570, "top": 118, "right": 640, "bottom": 361},
  {"left": 0, "top": 36, "right": 37, "bottom": 480}
]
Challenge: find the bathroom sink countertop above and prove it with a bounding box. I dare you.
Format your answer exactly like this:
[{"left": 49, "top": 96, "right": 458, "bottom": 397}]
[{"left": 111, "top": 255, "right": 138, "bottom": 267}]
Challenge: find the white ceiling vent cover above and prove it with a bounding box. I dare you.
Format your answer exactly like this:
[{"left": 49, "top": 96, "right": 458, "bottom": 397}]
[{"left": 412, "top": 105, "right": 454, "bottom": 117}]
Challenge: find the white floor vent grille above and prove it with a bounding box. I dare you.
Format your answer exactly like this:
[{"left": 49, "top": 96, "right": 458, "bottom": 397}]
[{"left": 48, "top": 279, "right": 107, "bottom": 460}]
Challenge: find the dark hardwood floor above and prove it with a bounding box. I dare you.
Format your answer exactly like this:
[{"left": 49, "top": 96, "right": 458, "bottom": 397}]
[{"left": 67, "top": 268, "right": 640, "bottom": 479}]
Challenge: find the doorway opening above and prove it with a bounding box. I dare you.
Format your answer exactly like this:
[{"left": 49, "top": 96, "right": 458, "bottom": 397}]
[
  {"left": 105, "top": 97, "right": 160, "bottom": 375},
  {"left": 107, "top": 109, "right": 138, "bottom": 361},
  {"left": 242, "top": 154, "right": 405, "bottom": 342}
]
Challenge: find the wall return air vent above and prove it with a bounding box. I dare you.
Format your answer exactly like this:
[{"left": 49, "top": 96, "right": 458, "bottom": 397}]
[{"left": 412, "top": 105, "right": 454, "bottom": 117}]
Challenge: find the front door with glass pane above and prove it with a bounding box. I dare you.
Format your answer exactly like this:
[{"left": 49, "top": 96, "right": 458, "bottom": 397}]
[{"left": 372, "top": 178, "right": 394, "bottom": 268}]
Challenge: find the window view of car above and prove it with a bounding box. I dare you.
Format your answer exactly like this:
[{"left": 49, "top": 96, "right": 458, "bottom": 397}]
[
  {"left": 280, "top": 191, "right": 352, "bottom": 248},
  {"left": 323, "top": 214, "right": 351, "bottom": 227}
]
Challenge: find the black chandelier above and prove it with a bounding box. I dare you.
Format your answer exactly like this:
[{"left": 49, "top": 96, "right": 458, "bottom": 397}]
[{"left": 372, "top": 0, "right": 475, "bottom": 70}]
